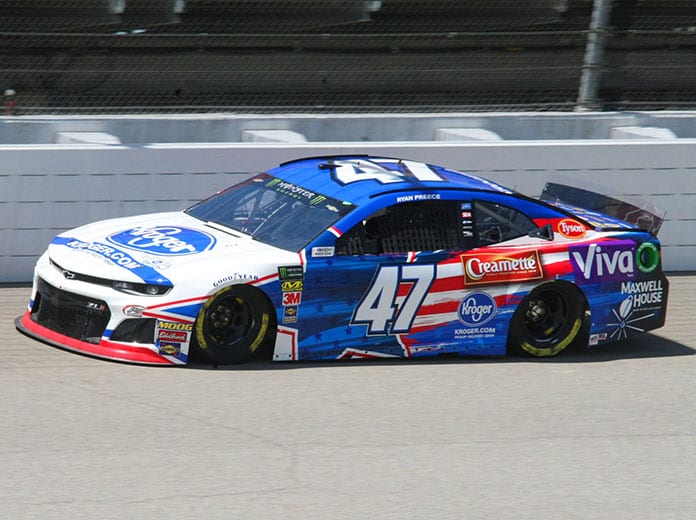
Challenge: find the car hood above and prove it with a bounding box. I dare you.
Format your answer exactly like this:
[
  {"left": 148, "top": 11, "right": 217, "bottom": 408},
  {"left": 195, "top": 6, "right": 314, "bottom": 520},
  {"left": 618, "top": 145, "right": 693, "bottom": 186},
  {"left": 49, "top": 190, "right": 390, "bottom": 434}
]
[{"left": 47, "top": 211, "right": 296, "bottom": 286}]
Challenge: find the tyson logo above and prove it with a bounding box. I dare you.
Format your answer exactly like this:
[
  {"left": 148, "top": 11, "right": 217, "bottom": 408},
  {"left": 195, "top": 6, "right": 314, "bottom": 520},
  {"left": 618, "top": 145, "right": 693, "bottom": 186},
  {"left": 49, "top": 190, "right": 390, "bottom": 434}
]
[{"left": 557, "top": 219, "right": 586, "bottom": 239}]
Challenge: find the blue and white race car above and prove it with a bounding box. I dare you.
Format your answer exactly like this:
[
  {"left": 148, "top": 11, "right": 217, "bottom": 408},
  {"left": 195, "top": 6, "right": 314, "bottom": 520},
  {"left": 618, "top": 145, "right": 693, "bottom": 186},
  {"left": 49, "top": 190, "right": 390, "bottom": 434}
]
[{"left": 16, "top": 156, "right": 668, "bottom": 365}]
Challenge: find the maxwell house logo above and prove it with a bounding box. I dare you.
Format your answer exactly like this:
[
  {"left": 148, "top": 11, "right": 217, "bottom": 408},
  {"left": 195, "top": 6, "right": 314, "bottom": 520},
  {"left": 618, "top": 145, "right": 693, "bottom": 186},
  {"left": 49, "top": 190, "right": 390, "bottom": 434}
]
[
  {"left": 569, "top": 241, "right": 636, "bottom": 283},
  {"left": 107, "top": 226, "right": 216, "bottom": 256},
  {"left": 462, "top": 250, "right": 543, "bottom": 286}
]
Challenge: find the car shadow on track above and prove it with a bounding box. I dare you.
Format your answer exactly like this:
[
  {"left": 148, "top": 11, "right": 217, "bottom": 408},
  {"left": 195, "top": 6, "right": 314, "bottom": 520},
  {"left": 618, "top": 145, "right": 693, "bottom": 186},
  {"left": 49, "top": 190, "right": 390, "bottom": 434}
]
[
  {"left": 551, "top": 334, "right": 695, "bottom": 363},
  {"left": 188, "top": 332, "right": 695, "bottom": 371}
]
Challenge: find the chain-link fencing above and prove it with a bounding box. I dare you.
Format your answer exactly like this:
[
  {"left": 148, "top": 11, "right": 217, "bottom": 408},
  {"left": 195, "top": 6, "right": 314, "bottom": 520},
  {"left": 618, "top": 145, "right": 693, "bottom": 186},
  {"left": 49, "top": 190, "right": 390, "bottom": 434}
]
[{"left": 1, "top": 0, "right": 695, "bottom": 114}]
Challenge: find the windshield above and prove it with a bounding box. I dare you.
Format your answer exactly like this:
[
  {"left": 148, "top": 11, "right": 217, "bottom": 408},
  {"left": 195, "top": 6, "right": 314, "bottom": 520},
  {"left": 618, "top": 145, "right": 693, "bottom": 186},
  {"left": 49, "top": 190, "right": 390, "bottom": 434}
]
[{"left": 185, "top": 174, "right": 354, "bottom": 251}]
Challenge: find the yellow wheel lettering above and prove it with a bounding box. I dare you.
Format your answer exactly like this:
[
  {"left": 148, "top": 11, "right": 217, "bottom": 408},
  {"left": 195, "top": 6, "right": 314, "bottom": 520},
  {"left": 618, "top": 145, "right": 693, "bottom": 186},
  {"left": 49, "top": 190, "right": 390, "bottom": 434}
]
[
  {"left": 194, "top": 285, "right": 270, "bottom": 362},
  {"left": 520, "top": 317, "right": 582, "bottom": 357},
  {"left": 195, "top": 324, "right": 208, "bottom": 350},
  {"left": 195, "top": 286, "right": 234, "bottom": 350},
  {"left": 248, "top": 312, "right": 269, "bottom": 353}
]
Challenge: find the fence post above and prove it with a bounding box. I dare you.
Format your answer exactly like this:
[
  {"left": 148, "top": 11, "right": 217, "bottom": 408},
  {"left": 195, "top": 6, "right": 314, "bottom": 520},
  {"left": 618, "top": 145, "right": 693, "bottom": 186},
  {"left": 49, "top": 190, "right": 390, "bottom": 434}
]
[{"left": 576, "top": 0, "right": 613, "bottom": 110}]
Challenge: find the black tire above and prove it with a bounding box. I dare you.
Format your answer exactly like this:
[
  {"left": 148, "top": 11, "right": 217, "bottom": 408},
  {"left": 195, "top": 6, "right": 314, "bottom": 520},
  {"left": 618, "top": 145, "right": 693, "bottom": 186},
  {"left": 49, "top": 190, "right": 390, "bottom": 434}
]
[
  {"left": 508, "top": 282, "right": 586, "bottom": 357},
  {"left": 194, "top": 285, "right": 273, "bottom": 364}
]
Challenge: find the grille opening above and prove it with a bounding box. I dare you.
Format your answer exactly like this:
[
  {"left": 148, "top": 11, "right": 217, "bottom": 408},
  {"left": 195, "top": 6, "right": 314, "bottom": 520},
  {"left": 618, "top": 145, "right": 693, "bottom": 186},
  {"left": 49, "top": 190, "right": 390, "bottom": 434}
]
[
  {"left": 111, "top": 319, "right": 156, "bottom": 344},
  {"left": 31, "top": 278, "right": 111, "bottom": 343}
]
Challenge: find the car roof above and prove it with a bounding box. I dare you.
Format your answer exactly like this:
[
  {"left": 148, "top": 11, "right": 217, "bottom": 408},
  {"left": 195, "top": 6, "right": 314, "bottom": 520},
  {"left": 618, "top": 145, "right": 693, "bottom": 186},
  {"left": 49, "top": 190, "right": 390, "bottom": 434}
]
[{"left": 267, "top": 155, "right": 514, "bottom": 206}]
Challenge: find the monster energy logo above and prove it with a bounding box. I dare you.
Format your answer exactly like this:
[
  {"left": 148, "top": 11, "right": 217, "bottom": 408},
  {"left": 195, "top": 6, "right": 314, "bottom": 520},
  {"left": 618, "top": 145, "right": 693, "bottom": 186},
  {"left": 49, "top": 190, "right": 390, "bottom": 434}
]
[
  {"left": 278, "top": 265, "right": 304, "bottom": 280},
  {"left": 266, "top": 177, "right": 328, "bottom": 206},
  {"left": 269, "top": 179, "right": 319, "bottom": 201}
]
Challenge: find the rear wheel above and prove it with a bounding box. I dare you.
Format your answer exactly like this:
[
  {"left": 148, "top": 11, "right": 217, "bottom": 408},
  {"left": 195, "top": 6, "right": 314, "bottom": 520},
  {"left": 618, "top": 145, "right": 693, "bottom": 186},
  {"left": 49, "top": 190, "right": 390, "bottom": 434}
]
[
  {"left": 508, "top": 282, "right": 586, "bottom": 357},
  {"left": 194, "top": 285, "right": 273, "bottom": 364}
]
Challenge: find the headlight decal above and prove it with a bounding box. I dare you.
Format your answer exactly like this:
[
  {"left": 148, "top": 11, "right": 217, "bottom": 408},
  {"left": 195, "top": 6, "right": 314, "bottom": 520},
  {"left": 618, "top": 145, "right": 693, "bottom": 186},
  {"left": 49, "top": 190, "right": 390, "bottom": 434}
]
[{"left": 112, "top": 281, "right": 172, "bottom": 296}]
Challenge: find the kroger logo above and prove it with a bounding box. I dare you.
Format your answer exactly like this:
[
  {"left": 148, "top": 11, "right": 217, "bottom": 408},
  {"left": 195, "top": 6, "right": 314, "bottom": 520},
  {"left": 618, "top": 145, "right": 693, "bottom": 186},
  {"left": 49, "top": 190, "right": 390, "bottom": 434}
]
[
  {"left": 107, "top": 226, "right": 216, "bottom": 256},
  {"left": 458, "top": 292, "right": 497, "bottom": 326}
]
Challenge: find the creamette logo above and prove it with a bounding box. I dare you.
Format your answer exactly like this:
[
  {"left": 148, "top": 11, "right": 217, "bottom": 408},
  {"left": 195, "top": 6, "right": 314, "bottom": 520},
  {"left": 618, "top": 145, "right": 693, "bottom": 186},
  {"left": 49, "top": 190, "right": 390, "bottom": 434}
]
[{"left": 462, "top": 250, "right": 544, "bottom": 286}]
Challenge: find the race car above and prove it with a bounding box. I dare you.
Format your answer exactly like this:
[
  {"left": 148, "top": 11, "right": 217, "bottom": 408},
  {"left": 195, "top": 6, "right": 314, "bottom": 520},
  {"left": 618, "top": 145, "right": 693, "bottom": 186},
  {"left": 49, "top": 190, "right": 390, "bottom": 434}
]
[{"left": 16, "top": 155, "right": 669, "bottom": 365}]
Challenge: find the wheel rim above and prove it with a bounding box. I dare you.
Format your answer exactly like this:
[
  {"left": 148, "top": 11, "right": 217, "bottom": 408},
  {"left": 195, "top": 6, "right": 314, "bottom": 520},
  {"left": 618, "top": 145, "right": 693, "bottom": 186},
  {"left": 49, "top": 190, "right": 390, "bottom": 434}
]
[
  {"left": 205, "top": 295, "right": 253, "bottom": 348},
  {"left": 523, "top": 289, "right": 568, "bottom": 345}
]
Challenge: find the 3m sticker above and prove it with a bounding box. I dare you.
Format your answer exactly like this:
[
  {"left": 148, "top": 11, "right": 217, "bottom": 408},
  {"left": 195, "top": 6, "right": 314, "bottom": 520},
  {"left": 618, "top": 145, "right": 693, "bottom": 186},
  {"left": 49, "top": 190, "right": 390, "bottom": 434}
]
[{"left": 282, "top": 291, "right": 302, "bottom": 306}]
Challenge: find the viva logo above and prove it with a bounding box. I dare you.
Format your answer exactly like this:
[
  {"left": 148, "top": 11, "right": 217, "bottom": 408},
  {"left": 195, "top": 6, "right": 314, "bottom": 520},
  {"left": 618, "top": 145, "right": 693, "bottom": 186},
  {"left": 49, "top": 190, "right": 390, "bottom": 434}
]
[{"left": 569, "top": 241, "right": 636, "bottom": 283}]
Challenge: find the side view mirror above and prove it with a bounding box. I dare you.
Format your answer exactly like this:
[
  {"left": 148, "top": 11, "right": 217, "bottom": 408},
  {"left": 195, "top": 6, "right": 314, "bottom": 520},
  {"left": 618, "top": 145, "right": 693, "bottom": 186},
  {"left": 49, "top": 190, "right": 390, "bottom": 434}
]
[{"left": 528, "top": 223, "right": 554, "bottom": 241}]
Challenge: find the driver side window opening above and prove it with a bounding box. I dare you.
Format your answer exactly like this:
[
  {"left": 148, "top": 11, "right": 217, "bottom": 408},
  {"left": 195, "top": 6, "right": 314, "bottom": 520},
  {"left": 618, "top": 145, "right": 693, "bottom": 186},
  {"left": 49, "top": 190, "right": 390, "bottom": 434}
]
[
  {"left": 335, "top": 198, "right": 538, "bottom": 256},
  {"left": 336, "top": 200, "right": 467, "bottom": 255}
]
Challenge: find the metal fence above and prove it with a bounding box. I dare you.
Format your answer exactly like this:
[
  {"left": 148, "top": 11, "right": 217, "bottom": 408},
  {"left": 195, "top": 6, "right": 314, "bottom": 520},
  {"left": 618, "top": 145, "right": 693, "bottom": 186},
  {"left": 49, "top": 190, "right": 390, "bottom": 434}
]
[{"left": 2, "top": 0, "right": 696, "bottom": 114}]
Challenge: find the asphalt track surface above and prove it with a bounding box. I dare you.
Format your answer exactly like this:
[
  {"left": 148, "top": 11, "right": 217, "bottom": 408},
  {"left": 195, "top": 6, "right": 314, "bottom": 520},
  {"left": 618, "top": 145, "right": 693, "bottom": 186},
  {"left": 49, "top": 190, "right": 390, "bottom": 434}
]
[{"left": 2, "top": 276, "right": 696, "bottom": 520}]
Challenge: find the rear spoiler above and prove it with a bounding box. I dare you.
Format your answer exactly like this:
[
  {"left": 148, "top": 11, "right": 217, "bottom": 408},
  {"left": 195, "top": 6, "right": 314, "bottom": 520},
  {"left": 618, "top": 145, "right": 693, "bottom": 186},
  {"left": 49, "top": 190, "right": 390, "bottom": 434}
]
[{"left": 540, "top": 182, "right": 665, "bottom": 236}]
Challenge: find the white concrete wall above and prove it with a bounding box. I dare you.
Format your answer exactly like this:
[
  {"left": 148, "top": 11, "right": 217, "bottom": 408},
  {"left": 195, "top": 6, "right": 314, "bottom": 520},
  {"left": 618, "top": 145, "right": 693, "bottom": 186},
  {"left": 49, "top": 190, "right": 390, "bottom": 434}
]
[
  {"left": 5, "top": 111, "right": 696, "bottom": 143},
  {"left": 2, "top": 139, "right": 695, "bottom": 282}
]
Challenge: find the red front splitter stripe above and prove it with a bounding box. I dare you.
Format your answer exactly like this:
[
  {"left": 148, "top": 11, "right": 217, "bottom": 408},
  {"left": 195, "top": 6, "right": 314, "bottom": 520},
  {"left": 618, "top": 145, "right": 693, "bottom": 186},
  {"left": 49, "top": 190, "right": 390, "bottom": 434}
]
[{"left": 16, "top": 312, "right": 175, "bottom": 365}]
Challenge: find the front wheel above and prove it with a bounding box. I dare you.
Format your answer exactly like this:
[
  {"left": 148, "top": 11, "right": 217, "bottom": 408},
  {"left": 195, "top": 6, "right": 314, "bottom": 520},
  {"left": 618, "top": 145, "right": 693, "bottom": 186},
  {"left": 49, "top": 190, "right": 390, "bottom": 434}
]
[
  {"left": 508, "top": 282, "right": 586, "bottom": 357},
  {"left": 194, "top": 285, "right": 273, "bottom": 364}
]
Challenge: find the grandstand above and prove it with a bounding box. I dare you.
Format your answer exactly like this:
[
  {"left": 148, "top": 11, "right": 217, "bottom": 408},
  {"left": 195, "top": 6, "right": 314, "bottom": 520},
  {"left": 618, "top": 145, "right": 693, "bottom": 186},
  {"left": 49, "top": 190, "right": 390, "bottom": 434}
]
[{"left": 2, "top": 0, "right": 696, "bottom": 114}]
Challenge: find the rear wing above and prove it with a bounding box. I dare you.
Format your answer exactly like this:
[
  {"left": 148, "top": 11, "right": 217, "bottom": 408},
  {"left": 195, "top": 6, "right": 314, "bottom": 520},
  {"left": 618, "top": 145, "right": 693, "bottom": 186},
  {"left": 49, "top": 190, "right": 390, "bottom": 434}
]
[{"left": 540, "top": 182, "right": 665, "bottom": 236}]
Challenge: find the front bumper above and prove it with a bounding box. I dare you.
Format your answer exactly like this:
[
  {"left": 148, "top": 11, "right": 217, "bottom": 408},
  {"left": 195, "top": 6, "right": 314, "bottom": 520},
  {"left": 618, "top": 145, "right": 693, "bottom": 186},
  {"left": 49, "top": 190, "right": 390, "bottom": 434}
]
[
  {"left": 16, "top": 268, "right": 188, "bottom": 365},
  {"left": 16, "top": 312, "right": 176, "bottom": 365}
]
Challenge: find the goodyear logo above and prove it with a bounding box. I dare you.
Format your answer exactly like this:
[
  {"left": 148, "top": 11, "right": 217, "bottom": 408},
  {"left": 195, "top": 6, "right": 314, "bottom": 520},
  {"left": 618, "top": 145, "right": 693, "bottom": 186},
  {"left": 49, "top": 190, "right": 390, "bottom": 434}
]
[
  {"left": 281, "top": 280, "right": 303, "bottom": 292},
  {"left": 157, "top": 321, "right": 193, "bottom": 331}
]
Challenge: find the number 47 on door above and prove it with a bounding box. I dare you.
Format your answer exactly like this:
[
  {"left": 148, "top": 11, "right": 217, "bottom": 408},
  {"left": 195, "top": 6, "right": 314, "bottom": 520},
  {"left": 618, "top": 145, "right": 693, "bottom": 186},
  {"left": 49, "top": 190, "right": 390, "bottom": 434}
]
[{"left": 351, "top": 264, "right": 435, "bottom": 335}]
